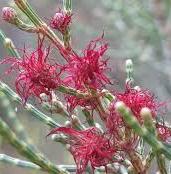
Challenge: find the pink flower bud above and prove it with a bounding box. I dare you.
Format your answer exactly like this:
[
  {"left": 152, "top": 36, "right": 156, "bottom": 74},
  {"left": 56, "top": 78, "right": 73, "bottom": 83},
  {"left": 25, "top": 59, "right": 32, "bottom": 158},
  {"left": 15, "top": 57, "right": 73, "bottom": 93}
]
[
  {"left": 50, "top": 9, "right": 72, "bottom": 34},
  {"left": 2, "top": 7, "right": 17, "bottom": 22}
]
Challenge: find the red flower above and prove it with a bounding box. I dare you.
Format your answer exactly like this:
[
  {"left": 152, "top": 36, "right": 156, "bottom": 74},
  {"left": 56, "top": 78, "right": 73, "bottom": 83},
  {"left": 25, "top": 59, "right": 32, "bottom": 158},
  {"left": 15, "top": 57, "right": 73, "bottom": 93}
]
[
  {"left": 64, "top": 35, "right": 111, "bottom": 91},
  {"left": 50, "top": 9, "right": 72, "bottom": 34},
  {"left": 115, "top": 84, "right": 162, "bottom": 121},
  {"left": 2, "top": 7, "right": 17, "bottom": 23},
  {"left": 48, "top": 127, "right": 117, "bottom": 174},
  {"left": 106, "top": 102, "right": 139, "bottom": 151},
  {"left": 1, "top": 39, "right": 63, "bottom": 103},
  {"left": 106, "top": 84, "right": 163, "bottom": 148}
]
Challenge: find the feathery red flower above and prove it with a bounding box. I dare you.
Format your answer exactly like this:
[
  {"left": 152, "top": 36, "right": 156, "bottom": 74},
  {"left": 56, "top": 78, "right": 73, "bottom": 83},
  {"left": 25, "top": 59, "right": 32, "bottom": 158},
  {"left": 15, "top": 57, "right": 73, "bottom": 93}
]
[
  {"left": 50, "top": 9, "right": 72, "bottom": 34},
  {"left": 1, "top": 39, "right": 63, "bottom": 103},
  {"left": 48, "top": 127, "right": 116, "bottom": 174},
  {"left": 106, "top": 102, "right": 139, "bottom": 151},
  {"left": 64, "top": 35, "right": 111, "bottom": 90},
  {"left": 115, "top": 84, "right": 161, "bottom": 121},
  {"left": 106, "top": 84, "right": 162, "bottom": 148}
]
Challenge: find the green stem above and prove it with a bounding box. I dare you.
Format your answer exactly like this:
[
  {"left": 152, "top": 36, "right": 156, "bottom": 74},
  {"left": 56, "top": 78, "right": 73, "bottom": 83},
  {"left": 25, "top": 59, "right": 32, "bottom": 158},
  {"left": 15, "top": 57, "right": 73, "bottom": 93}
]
[
  {"left": 70, "top": 115, "right": 86, "bottom": 130},
  {"left": 103, "top": 89, "right": 115, "bottom": 102},
  {"left": 14, "top": 0, "right": 43, "bottom": 26},
  {"left": 0, "top": 91, "right": 37, "bottom": 151},
  {"left": 0, "top": 154, "right": 41, "bottom": 170},
  {"left": 0, "top": 154, "right": 77, "bottom": 172},
  {"left": 0, "top": 117, "right": 69, "bottom": 174},
  {"left": 63, "top": 0, "right": 72, "bottom": 49},
  {"left": 144, "top": 150, "right": 155, "bottom": 171},
  {"left": 51, "top": 134, "right": 68, "bottom": 145},
  {"left": 0, "top": 30, "right": 20, "bottom": 57},
  {"left": 82, "top": 109, "right": 95, "bottom": 126},
  {"left": 42, "top": 97, "right": 69, "bottom": 118},
  {"left": 57, "top": 85, "right": 88, "bottom": 98},
  {"left": 63, "top": 0, "right": 72, "bottom": 11},
  {"left": 156, "top": 153, "right": 167, "bottom": 174},
  {"left": 142, "top": 108, "right": 168, "bottom": 174},
  {"left": 0, "top": 81, "right": 61, "bottom": 128},
  {"left": 15, "top": 18, "right": 38, "bottom": 33}
]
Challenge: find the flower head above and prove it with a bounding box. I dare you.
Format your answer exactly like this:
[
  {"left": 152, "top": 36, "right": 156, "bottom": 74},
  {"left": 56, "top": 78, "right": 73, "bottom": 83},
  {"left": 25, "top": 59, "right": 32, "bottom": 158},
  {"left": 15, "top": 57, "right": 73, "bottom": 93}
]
[
  {"left": 115, "top": 84, "right": 161, "bottom": 121},
  {"left": 48, "top": 127, "right": 116, "bottom": 174},
  {"left": 64, "top": 35, "right": 111, "bottom": 90},
  {"left": 2, "top": 7, "right": 17, "bottom": 23},
  {"left": 1, "top": 39, "right": 62, "bottom": 103},
  {"left": 50, "top": 9, "right": 72, "bottom": 34},
  {"left": 106, "top": 85, "right": 162, "bottom": 148}
]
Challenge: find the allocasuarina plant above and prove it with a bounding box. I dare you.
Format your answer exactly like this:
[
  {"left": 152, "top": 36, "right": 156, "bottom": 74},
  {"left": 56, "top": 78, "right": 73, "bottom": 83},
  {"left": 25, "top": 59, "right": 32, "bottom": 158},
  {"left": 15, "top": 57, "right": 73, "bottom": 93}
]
[{"left": 1, "top": 1, "right": 171, "bottom": 174}]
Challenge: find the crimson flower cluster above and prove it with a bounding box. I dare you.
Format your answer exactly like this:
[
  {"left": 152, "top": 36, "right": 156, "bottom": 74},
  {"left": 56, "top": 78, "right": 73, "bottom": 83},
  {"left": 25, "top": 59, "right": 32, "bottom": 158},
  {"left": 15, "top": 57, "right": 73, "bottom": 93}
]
[
  {"left": 107, "top": 84, "right": 159, "bottom": 128},
  {"left": 48, "top": 127, "right": 119, "bottom": 174},
  {"left": 115, "top": 84, "right": 160, "bottom": 120},
  {"left": 47, "top": 83, "right": 171, "bottom": 173},
  {"left": 50, "top": 9, "right": 72, "bottom": 34},
  {"left": 2, "top": 33, "right": 171, "bottom": 173},
  {"left": 1, "top": 35, "right": 110, "bottom": 108},
  {"left": 2, "top": 3, "right": 171, "bottom": 174},
  {"left": 2, "top": 7, "right": 17, "bottom": 23},
  {"left": 64, "top": 36, "right": 111, "bottom": 90},
  {"left": 106, "top": 84, "right": 168, "bottom": 150},
  {"left": 64, "top": 36, "right": 111, "bottom": 111},
  {"left": 1, "top": 39, "right": 62, "bottom": 103}
]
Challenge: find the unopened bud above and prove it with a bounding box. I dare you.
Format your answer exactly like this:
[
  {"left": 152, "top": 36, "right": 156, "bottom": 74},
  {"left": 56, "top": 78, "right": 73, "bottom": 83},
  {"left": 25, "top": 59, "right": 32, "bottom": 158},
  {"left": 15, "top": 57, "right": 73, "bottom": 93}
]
[
  {"left": 115, "top": 101, "right": 126, "bottom": 111},
  {"left": 125, "top": 59, "right": 134, "bottom": 84},
  {"left": 53, "top": 12, "right": 64, "bottom": 24},
  {"left": 141, "top": 107, "right": 156, "bottom": 135},
  {"left": 134, "top": 86, "right": 141, "bottom": 91},
  {"left": 65, "top": 121, "right": 72, "bottom": 127},
  {"left": 71, "top": 115, "right": 80, "bottom": 125},
  {"left": 140, "top": 107, "right": 153, "bottom": 125},
  {"left": 126, "top": 59, "right": 133, "bottom": 72},
  {"left": 50, "top": 10, "right": 72, "bottom": 33},
  {"left": 2, "top": 7, "right": 17, "bottom": 23},
  {"left": 4, "top": 38, "right": 12, "bottom": 49},
  {"left": 140, "top": 107, "right": 152, "bottom": 119}
]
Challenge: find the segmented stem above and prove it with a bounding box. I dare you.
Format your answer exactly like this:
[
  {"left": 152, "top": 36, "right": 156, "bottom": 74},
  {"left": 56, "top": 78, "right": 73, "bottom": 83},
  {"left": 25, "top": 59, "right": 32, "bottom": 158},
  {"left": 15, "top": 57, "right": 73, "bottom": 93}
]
[
  {"left": 0, "top": 91, "right": 37, "bottom": 151},
  {"left": 0, "top": 117, "right": 69, "bottom": 174},
  {"left": 0, "top": 30, "right": 20, "bottom": 57},
  {"left": 0, "top": 81, "right": 61, "bottom": 128},
  {"left": 0, "top": 154, "right": 77, "bottom": 172},
  {"left": 63, "top": 0, "right": 72, "bottom": 49}
]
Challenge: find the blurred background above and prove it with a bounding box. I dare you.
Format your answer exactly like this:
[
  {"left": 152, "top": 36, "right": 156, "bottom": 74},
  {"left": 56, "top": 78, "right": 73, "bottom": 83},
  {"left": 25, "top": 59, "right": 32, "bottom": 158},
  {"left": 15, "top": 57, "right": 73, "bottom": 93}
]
[{"left": 1, "top": 0, "right": 171, "bottom": 173}]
